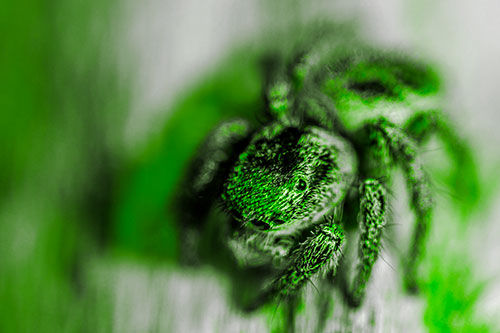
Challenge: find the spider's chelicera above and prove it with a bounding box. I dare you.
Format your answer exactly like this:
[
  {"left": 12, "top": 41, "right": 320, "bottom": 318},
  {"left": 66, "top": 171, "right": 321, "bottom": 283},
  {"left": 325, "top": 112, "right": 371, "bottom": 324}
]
[{"left": 178, "top": 33, "right": 477, "bottom": 316}]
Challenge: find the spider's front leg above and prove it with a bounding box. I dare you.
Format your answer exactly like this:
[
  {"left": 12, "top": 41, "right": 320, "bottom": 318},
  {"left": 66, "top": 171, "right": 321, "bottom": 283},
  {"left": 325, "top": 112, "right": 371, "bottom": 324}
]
[
  {"left": 347, "top": 179, "right": 388, "bottom": 307},
  {"left": 372, "top": 120, "right": 434, "bottom": 292},
  {"left": 246, "top": 222, "right": 345, "bottom": 311}
]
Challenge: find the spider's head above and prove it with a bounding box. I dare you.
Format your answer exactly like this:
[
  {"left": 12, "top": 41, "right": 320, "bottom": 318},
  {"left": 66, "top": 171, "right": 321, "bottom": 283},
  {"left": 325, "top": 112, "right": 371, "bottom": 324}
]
[{"left": 221, "top": 123, "right": 356, "bottom": 231}]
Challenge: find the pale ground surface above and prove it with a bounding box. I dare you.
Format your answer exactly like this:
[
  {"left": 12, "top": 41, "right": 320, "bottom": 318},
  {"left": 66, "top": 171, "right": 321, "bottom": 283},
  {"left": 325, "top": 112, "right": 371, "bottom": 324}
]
[
  {"left": 96, "top": 259, "right": 425, "bottom": 332},
  {"left": 102, "top": 0, "right": 500, "bottom": 331},
  {"left": 93, "top": 205, "right": 425, "bottom": 332}
]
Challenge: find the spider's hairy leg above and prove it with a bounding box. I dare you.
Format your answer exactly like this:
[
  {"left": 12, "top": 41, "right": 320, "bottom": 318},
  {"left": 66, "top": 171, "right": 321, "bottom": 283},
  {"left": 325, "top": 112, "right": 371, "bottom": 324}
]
[
  {"left": 359, "top": 123, "right": 392, "bottom": 178},
  {"left": 261, "top": 55, "right": 293, "bottom": 122},
  {"left": 405, "top": 110, "right": 479, "bottom": 216},
  {"left": 348, "top": 179, "right": 387, "bottom": 307},
  {"left": 178, "top": 119, "right": 251, "bottom": 263},
  {"left": 287, "top": 42, "right": 347, "bottom": 133},
  {"left": 246, "top": 223, "right": 345, "bottom": 311},
  {"left": 374, "top": 120, "right": 433, "bottom": 292}
]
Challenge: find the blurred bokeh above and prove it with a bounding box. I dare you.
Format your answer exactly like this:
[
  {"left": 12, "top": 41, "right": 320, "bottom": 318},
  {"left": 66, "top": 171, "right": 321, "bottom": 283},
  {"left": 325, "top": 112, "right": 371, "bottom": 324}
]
[{"left": 2, "top": 0, "right": 500, "bottom": 331}]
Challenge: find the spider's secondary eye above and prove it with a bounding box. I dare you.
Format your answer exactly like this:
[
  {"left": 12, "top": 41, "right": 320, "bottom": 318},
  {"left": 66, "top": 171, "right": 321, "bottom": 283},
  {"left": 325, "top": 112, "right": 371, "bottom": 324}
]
[{"left": 296, "top": 178, "right": 307, "bottom": 191}]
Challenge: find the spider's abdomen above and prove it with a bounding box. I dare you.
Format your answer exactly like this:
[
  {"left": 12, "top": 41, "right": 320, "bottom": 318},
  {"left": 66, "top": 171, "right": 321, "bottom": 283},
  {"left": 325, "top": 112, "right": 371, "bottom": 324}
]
[{"left": 317, "top": 52, "right": 443, "bottom": 131}]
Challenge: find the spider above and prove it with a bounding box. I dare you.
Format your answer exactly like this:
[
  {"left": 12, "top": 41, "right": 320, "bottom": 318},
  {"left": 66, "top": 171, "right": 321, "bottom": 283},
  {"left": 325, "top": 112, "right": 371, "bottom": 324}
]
[{"left": 177, "top": 32, "right": 478, "bottom": 320}]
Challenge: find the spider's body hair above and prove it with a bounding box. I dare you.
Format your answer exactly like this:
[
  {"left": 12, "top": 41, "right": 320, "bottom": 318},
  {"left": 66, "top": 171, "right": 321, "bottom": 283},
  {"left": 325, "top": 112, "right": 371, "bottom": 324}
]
[{"left": 222, "top": 123, "right": 356, "bottom": 230}]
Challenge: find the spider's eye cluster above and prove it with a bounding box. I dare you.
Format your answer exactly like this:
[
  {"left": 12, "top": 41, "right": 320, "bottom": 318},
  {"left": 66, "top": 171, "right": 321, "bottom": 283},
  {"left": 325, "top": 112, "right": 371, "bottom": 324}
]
[{"left": 296, "top": 178, "right": 308, "bottom": 191}]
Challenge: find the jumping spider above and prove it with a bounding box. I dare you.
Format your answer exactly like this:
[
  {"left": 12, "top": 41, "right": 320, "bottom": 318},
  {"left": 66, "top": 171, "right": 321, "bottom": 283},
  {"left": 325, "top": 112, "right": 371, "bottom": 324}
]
[{"left": 179, "top": 33, "right": 477, "bottom": 316}]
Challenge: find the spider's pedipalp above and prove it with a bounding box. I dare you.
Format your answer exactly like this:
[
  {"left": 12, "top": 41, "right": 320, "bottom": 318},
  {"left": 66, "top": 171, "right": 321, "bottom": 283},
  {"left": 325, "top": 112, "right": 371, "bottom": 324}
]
[{"left": 249, "top": 222, "right": 345, "bottom": 309}]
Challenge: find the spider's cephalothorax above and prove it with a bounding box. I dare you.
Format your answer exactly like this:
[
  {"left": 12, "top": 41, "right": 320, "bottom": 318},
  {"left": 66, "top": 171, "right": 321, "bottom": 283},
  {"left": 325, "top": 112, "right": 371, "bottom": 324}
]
[
  {"left": 222, "top": 123, "right": 356, "bottom": 231},
  {"left": 221, "top": 123, "right": 356, "bottom": 268},
  {"left": 179, "top": 32, "right": 479, "bottom": 324}
]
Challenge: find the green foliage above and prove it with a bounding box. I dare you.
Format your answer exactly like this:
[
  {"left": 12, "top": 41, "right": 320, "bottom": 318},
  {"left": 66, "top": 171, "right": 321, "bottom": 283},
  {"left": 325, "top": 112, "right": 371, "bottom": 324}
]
[
  {"left": 424, "top": 255, "right": 491, "bottom": 332},
  {"left": 0, "top": 0, "right": 121, "bottom": 331}
]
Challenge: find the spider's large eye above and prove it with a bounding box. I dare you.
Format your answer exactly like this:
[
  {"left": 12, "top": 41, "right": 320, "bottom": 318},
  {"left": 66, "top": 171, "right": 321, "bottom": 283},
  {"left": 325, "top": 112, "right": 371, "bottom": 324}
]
[{"left": 296, "top": 178, "right": 308, "bottom": 192}]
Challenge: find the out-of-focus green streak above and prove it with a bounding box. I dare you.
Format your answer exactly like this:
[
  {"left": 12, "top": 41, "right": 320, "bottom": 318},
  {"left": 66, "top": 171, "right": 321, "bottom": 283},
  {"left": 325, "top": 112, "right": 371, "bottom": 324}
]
[
  {"left": 0, "top": 0, "right": 122, "bottom": 331},
  {"left": 0, "top": 0, "right": 51, "bottom": 196},
  {"left": 421, "top": 137, "right": 499, "bottom": 331},
  {"left": 424, "top": 255, "right": 490, "bottom": 333}
]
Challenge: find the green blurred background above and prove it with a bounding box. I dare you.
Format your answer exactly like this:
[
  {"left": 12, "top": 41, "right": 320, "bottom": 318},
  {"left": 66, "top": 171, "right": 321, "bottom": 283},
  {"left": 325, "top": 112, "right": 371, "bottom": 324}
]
[{"left": 2, "top": 0, "right": 500, "bottom": 331}]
